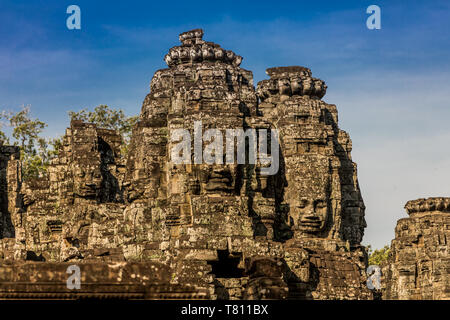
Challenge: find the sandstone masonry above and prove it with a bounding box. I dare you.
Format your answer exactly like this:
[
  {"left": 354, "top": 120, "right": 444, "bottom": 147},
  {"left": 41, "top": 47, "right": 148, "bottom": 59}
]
[{"left": 1, "top": 29, "right": 443, "bottom": 300}]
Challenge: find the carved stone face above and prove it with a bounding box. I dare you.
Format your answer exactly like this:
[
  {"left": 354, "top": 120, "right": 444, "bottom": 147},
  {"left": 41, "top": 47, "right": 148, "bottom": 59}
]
[
  {"left": 198, "top": 164, "right": 236, "bottom": 194},
  {"left": 214, "top": 47, "right": 224, "bottom": 60},
  {"left": 190, "top": 46, "right": 201, "bottom": 62},
  {"left": 233, "top": 55, "right": 242, "bottom": 67},
  {"left": 226, "top": 50, "right": 235, "bottom": 62},
  {"left": 302, "top": 78, "right": 313, "bottom": 95},
  {"left": 278, "top": 78, "right": 291, "bottom": 96},
  {"left": 194, "top": 29, "right": 203, "bottom": 39},
  {"left": 313, "top": 79, "right": 325, "bottom": 98},
  {"left": 72, "top": 164, "right": 102, "bottom": 198},
  {"left": 292, "top": 197, "right": 329, "bottom": 233},
  {"left": 285, "top": 155, "right": 332, "bottom": 236},
  {"left": 313, "top": 79, "right": 322, "bottom": 91},
  {"left": 290, "top": 77, "right": 303, "bottom": 95},
  {"left": 202, "top": 45, "right": 214, "bottom": 60},
  {"left": 343, "top": 205, "right": 366, "bottom": 244},
  {"left": 170, "top": 48, "right": 179, "bottom": 60},
  {"left": 164, "top": 54, "right": 172, "bottom": 66},
  {"left": 179, "top": 47, "right": 189, "bottom": 63}
]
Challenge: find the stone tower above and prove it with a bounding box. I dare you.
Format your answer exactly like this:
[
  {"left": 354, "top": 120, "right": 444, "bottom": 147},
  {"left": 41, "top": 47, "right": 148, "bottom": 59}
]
[
  {"left": 123, "top": 29, "right": 370, "bottom": 299},
  {"left": 382, "top": 197, "right": 450, "bottom": 299}
]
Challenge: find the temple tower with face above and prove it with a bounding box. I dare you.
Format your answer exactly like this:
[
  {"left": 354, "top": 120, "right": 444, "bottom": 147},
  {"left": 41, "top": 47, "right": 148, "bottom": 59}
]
[
  {"left": 123, "top": 30, "right": 370, "bottom": 299},
  {"left": 256, "top": 66, "right": 368, "bottom": 299},
  {"left": 382, "top": 197, "right": 450, "bottom": 300},
  {"left": 124, "top": 29, "right": 289, "bottom": 298}
]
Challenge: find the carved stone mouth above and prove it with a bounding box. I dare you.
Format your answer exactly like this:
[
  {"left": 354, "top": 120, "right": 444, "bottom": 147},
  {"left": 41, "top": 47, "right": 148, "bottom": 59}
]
[
  {"left": 300, "top": 223, "right": 321, "bottom": 229},
  {"left": 204, "top": 178, "right": 233, "bottom": 192},
  {"left": 77, "top": 186, "right": 98, "bottom": 197},
  {"left": 208, "top": 177, "right": 231, "bottom": 184},
  {"left": 206, "top": 171, "right": 232, "bottom": 185},
  {"left": 299, "top": 218, "right": 324, "bottom": 231},
  {"left": 301, "top": 221, "right": 321, "bottom": 226}
]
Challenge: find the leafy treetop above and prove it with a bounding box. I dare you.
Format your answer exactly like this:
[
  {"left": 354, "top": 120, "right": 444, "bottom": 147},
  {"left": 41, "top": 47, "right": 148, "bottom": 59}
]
[{"left": 366, "top": 245, "right": 391, "bottom": 266}]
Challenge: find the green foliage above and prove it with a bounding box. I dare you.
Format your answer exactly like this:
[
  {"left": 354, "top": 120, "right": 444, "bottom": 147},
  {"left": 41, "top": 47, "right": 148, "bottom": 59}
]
[
  {"left": 0, "top": 112, "right": 10, "bottom": 145},
  {"left": 0, "top": 131, "right": 8, "bottom": 145},
  {"left": 8, "top": 106, "right": 47, "bottom": 153},
  {"left": 47, "top": 137, "right": 63, "bottom": 159},
  {"left": 2, "top": 106, "right": 51, "bottom": 180},
  {"left": 69, "top": 104, "right": 138, "bottom": 155},
  {"left": 366, "top": 245, "right": 390, "bottom": 266},
  {"left": 69, "top": 105, "right": 138, "bottom": 141},
  {"left": 22, "top": 153, "right": 47, "bottom": 180},
  {"left": 2, "top": 105, "right": 136, "bottom": 181}
]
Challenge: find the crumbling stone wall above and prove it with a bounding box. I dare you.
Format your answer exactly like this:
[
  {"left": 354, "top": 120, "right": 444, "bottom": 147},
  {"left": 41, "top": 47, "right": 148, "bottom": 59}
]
[
  {"left": 382, "top": 198, "right": 450, "bottom": 300},
  {"left": 0, "top": 145, "right": 21, "bottom": 255},
  {"left": 18, "top": 121, "right": 127, "bottom": 262}
]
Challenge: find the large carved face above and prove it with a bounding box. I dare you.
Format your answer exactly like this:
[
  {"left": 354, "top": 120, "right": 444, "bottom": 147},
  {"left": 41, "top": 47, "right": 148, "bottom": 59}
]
[
  {"left": 72, "top": 164, "right": 102, "bottom": 198},
  {"left": 292, "top": 197, "right": 328, "bottom": 233},
  {"left": 343, "top": 202, "right": 366, "bottom": 245},
  {"left": 214, "top": 47, "right": 224, "bottom": 60},
  {"left": 197, "top": 164, "right": 237, "bottom": 194},
  {"left": 278, "top": 78, "right": 291, "bottom": 96},
  {"left": 302, "top": 78, "right": 313, "bottom": 95},
  {"left": 285, "top": 155, "right": 332, "bottom": 236},
  {"left": 290, "top": 77, "right": 303, "bottom": 95},
  {"left": 190, "top": 46, "right": 201, "bottom": 62}
]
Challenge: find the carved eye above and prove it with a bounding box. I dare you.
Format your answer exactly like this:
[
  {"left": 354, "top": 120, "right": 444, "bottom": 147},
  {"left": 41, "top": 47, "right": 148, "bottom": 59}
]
[
  {"left": 298, "top": 200, "right": 307, "bottom": 208},
  {"left": 315, "top": 200, "right": 326, "bottom": 209},
  {"left": 78, "top": 171, "right": 85, "bottom": 178}
]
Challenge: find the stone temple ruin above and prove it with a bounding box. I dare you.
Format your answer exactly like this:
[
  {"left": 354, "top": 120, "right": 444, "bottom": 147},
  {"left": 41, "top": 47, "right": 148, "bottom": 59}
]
[
  {"left": 0, "top": 29, "right": 448, "bottom": 300},
  {"left": 382, "top": 198, "right": 449, "bottom": 299}
]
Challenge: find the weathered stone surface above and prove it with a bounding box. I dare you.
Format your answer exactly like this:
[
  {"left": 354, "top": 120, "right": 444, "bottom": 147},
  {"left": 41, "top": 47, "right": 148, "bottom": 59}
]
[
  {"left": 0, "top": 29, "right": 373, "bottom": 300},
  {"left": 0, "top": 145, "right": 20, "bottom": 240},
  {"left": 7, "top": 120, "right": 127, "bottom": 263},
  {"left": 382, "top": 198, "right": 450, "bottom": 300},
  {"left": 0, "top": 261, "right": 208, "bottom": 299}
]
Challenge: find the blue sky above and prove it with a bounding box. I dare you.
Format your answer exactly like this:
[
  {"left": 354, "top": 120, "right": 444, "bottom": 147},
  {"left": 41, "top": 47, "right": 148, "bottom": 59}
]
[{"left": 1, "top": 0, "right": 449, "bottom": 249}]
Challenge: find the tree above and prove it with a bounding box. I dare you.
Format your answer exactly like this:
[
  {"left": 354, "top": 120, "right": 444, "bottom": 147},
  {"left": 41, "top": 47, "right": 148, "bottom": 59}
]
[
  {"left": 0, "top": 111, "right": 10, "bottom": 145},
  {"left": 8, "top": 106, "right": 47, "bottom": 154},
  {"left": 68, "top": 105, "right": 138, "bottom": 154},
  {"left": 2, "top": 105, "right": 137, "bottom": 181},
  {"left": 3, "top": 106, "right": 49, "bottom": 180},
  {"left": 47, "top": 136, "right": 63, "bottom": 160},
  {"left": 0, "top": 130, "right": 8, "bottom": 145},
  {"left": 366, "top": 245, "right": 390, "bottom": 266}
]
